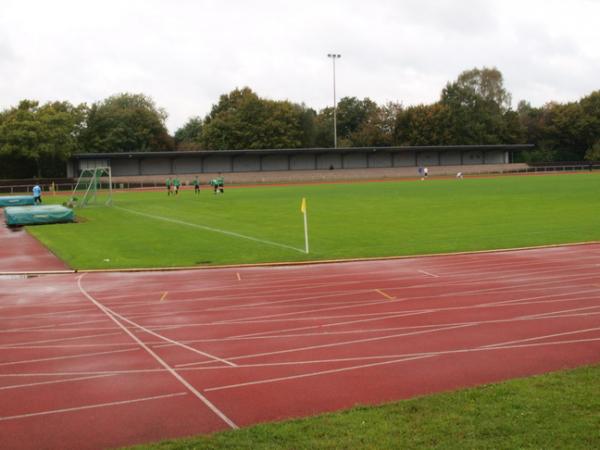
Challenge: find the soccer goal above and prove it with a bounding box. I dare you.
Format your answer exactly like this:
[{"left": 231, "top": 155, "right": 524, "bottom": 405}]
[{"left": 70, "top": 167, "right": 113, "bottom": 208}]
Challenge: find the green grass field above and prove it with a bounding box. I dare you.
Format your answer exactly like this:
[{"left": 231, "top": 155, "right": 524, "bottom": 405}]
[
  {"left": 29, "top": 173, "right": 600, "bottom": 269},
  {"left": 130, "top": 364, "right": 600, "bottom": 450}
]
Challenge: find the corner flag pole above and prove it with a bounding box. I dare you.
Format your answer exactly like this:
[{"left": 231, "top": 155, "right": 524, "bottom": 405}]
[{"left": 301, "top": 197, "right": 309, "bottom": 253}]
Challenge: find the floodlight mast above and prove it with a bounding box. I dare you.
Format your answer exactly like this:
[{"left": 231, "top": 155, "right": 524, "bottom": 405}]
[{"left": 327, "top": 53, "right": 341, "bottom": 148}]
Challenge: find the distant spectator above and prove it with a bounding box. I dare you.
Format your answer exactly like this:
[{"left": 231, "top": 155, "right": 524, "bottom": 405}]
[{"left": 33, "top": 184, "right": 42, "bottom": 204}]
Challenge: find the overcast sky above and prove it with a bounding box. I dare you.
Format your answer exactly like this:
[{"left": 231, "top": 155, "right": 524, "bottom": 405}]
[{"left": 1, "top": 0, "right": 598, "bottom": 132}]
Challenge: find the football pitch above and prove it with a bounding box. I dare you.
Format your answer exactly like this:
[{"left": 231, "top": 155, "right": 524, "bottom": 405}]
[{"left": 27, "top": 173, "right": 600, "bottom": 270}]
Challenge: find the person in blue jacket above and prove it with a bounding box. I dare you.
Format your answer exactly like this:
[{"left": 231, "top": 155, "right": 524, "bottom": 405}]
[{"left": 33, "top": 184, "right": 42, "bottom": 204}]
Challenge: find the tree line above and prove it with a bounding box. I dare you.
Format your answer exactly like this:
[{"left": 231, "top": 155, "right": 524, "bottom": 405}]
[{"left": 1, "top": 67, "right": 599, "bottom": 179}]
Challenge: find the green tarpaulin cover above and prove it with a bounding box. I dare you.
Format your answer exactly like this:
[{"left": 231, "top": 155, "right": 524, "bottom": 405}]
[
  {"left": 4, "top": 205, "right": 75, "bottom": 226},
  {"left": 0, "top": 196, "right": 35, "bottom": 207}
]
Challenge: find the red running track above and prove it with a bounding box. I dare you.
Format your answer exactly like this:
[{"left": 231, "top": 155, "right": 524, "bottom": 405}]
[
  {"left": 0, "top": 211, "right": 69, "bottom": 273},
  {"left": 1, "top": 244, "right": 600, "bottom": 449}
]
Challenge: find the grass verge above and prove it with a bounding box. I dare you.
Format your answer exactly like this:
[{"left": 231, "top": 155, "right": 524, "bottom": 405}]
[{"left": 129, "top": 364, "right": 600, "bottom": 449}]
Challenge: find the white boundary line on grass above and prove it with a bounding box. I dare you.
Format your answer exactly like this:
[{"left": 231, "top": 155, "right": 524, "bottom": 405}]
[{"left": 114, "top": 206, "right": 305, "bottom": 254}]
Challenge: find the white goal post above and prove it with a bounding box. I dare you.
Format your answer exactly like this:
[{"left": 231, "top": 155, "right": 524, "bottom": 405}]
[{"left": 70, "top": 167, "right": 113, "bottom": 208}]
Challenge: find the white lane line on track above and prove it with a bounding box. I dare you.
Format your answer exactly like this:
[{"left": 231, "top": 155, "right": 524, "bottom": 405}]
[
  {"left": 6, "top": 309, "right": 600, "bottom": 358},
  {"left": 204, "top": 336, "right": 600, "bottom": 392},
  {"left": 176, "top": 322, "right": 474, "bottom": 368},
  {"left": 0, "top": 348, "right": 139, "bottom": 367},
  {"left": 86, "top": 303, "right": 237, "bottom": 368},
  {"left": 86, "top": 250, "right": 599, "bottom": 306},
  {"left": 3, "top": 328, "right": 600, "bottom": 379},
  {"left": 220, "top": 286, "right": 600, "bottom": 339},
  {"left": 177, "top": 300, "right": 600, "bottom": 368},
  {"left": 151, "top": 308, "right": 600, "bottom": 348},
  {"left": 0, "top": 374, "right": 115, "bottom": 391},
  {"left": 77, "top": 275, "right": 238, "bottom": 429},
  {"left": 0, "top": 392, "right": 188, "bottom": 422},
  {"left": 5, "top": 333, "right": 600, "bottom": 379},
  {"left": 480, "top": 326, "right": 600, "bottom": 349},
  {"left": 115, "top": 206, "right": 304, "bottom": 254},
  {"left": 1, "top": 332, "right": 125, "bottom": 348}
]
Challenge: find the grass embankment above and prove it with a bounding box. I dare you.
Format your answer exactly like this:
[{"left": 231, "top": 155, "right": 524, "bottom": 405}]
[
  {"left": 29, "top": 173, "right": 600, "bottom": 269},
  {"left": 129, "top": 364, "right": 600, "bottom": 449}
]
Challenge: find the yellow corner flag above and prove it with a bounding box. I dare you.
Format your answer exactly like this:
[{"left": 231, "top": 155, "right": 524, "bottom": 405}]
[{"left": 300, "top": 197, "right": 309, "bottom": 253}]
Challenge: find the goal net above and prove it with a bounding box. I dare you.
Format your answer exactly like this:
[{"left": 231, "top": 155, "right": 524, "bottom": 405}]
[{"left": 70, "top": 167, "right": 113, "bottom": 208}]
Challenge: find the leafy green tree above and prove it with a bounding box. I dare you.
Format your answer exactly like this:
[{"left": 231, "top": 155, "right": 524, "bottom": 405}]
[
  {"left": 201, "top": 87, "right": 309, "bottom": 149},
  {"left": 350, "top": 102, "right": 402, "bottom": 147},
  {"left": 584, "top": 141, "right": 600, "bottom": 161},
  {"left": 0, "top": 100, "right": 86, "bottom": 177},
  {"left": 394, "top": 103, "right": 450, "bottom": 145},
  {"left": 439, "top": 67, "right": 520, "bottom": 144},
  {"left": 80, "top": 93, "right": 173, "bottom": 153},
  {"left": 336, "top": 97, "right": 378, "bottom": 143},
  {"left": 174, "top": 116, "right": 203, "bottom": 150}
]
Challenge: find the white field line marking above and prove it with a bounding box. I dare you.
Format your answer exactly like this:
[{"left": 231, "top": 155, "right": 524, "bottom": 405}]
[
  {"left": 4, "top": 328, "right": 600, "bottom": 379},
  {"left": 93, "top": 304, "right": 237, "bottom": 367},
  {"left": 517, "top": 304, "right": 600, "bottom": 320},
  {"left": 0, "top": 316, "right": 125, "bottom": 334},
  {"left": 0, "top": 374, "right": 115, "bottom": 391},
  {"left": 0, "top": 348, "right": 139, "bottom": 367},
  {"left": 481, "top": 326, "right": 600, "bottom": 349},
  {"left": 203, "top": 355, "right": 438, "bottom": 392},
  {"left": 176, "top": 323, "right": 475, "bottom": 368},
  {"left": 5, "top": 333, "right": 600, "bottom": 379},
  {"left": 0, "top": 323, "right": 60, "bottom": 333},
  {"left": 0, "top": 392, "right": 188, "bottom": 422},
  {"left": 115, "top": 206, "right": 304, "bottom": 253},
  {"left": 88, "top": 261, "right": 599, "bottom": 314},
  {"left": 418, "top": 270, "right": 440, "bottom": 278},
  {"left": 209, "top": 285, "right": 600, "bottom": 335},
  {"left": 91, "top": 246, "right": 596, "bottom": 304},
  {"left": 2, "top": 332, "right": 126, "bottom": 348},
  {"left": 0, "top": 307, "right": 96, "bottom": 322},
  {"left": 178, "top": 298, "right": 600, "bottom": 368},
  {"left": 77, "top": 275, "right": 238, "bottom": 429},
  {"left": 148, "top": 308, "right": 600, "bottom": 349},
  {"left": 150, "top": 291, "right": 600, "bottom": 344},
  {"left": 151, "top": 310, "right": 600, "bottom": 350},
  {"left": 213, "top": 275, "right": 600, "bottom": 327},
  {"left": 204, "top": 336, "right": 600, "bottom": 392}
]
